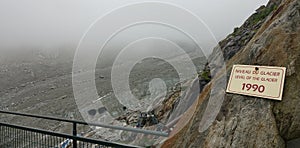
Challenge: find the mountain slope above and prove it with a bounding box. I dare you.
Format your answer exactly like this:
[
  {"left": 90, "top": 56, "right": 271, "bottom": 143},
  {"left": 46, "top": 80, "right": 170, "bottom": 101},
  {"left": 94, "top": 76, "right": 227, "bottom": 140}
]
[{"left": 162, "top": 0, "right": 300, "bottom": 147}]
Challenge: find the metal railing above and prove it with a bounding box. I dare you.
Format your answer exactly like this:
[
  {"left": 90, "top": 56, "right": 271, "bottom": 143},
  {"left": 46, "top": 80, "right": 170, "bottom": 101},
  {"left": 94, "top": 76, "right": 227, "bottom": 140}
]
[
  {"left": 0, "top": 110, "right": 169, "bottom": 148},
  {"left": 0, "top": 122, "right": 128, "bottom": 148}
]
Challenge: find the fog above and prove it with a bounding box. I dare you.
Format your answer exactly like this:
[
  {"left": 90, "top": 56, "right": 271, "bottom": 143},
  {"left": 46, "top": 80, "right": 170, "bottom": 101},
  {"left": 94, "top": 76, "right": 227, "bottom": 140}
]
[{"left": 0, "top": 0, "right": 269, "bottom": 54}]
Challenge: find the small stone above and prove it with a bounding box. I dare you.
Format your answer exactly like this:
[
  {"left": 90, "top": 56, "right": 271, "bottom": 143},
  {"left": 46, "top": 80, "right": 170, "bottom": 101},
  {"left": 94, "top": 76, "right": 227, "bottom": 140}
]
[
  {"left": 50, "top": 86, "right": 56, "bottom": 89},
  {"left": 226, "top": 40, "right": 236, "bottom": 47},
  {"left": 58, "top": 95, "right": 67, "bottom": 100}
]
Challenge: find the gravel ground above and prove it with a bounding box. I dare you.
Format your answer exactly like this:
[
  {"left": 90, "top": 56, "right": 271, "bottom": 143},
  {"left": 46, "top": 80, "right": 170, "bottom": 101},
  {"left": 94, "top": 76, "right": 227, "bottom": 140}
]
[{"left": 0, "top": 49, "right": 206, "bottom": 144}]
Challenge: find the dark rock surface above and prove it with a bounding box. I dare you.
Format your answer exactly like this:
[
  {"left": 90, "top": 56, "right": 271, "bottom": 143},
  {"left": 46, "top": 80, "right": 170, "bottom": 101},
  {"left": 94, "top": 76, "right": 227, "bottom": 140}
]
[{"left": 216, "top": 0, "right": 283, "bottom": 61}]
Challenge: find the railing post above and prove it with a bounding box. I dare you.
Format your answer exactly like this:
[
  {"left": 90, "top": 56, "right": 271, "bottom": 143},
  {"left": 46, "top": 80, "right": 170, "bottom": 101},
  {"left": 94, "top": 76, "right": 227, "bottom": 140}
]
[{"left": 72, "top": 122, "right": 77, "bottom": 148}]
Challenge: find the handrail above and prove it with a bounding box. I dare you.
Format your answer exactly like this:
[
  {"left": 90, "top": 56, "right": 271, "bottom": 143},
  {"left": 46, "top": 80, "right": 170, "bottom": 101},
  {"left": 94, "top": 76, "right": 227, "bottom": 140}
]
[
  {"left": 0, "top": 110, "right": 169, "bottom": 137},
  {"left": 0, "top": 122, "right": 139, "bottom": 148}
]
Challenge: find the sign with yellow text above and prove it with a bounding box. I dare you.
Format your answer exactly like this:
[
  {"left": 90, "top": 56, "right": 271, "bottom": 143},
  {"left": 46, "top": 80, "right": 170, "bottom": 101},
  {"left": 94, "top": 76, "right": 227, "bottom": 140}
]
[{"left": 226, "top": 65, "right": 286, "bottom": 100}]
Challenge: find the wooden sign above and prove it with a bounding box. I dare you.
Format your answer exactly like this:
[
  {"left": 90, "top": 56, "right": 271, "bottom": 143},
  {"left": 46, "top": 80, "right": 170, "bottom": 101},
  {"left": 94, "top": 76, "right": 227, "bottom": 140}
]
[{"left": 226, "top": 65, "right": 286, "bottom": 100}]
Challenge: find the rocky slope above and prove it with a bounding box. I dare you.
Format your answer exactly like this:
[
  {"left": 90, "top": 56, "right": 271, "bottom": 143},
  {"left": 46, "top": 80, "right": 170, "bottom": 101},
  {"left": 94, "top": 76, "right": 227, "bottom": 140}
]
[{"left": 162, "top": 0, "right": 300, "bottom": 147}]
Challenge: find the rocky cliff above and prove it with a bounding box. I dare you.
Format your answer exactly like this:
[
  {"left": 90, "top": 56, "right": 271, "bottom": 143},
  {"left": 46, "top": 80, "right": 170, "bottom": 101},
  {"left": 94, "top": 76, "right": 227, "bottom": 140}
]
[{"left": 162, "top": 0, "right": 300, "bottom": 147}]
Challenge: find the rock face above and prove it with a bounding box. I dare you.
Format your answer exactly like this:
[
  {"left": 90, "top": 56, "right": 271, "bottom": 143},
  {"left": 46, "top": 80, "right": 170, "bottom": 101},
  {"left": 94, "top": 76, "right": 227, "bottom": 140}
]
[
  {"left": 217, "top": 0, "right": 283, "bottom": 61},
  {"left": 162, "top": 0, "right": 300, "bottom": 147}
]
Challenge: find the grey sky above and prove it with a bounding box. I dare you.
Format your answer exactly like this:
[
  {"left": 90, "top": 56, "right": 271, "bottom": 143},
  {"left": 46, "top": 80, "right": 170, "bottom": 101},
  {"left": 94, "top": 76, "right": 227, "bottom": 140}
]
[{"left": 0, "top": 0, "right": 269, "bottom": 50}]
